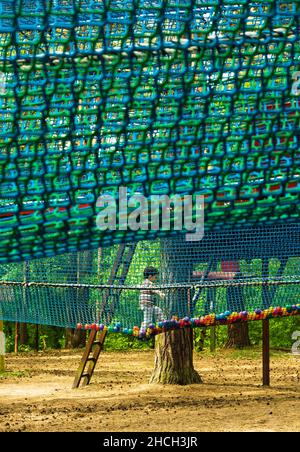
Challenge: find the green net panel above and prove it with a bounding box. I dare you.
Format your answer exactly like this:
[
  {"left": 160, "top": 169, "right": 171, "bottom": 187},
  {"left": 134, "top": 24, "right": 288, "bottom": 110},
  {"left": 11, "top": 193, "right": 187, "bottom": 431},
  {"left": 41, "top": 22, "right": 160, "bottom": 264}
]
[
  {"left": 0, "top": 1, "right": 300, "bottom": 334},
  {"left": 0, "top": 225, "right": 299, "bottom": 336},
  {"left": 0, "top": 1, "right": 300, "bottom": 262}
]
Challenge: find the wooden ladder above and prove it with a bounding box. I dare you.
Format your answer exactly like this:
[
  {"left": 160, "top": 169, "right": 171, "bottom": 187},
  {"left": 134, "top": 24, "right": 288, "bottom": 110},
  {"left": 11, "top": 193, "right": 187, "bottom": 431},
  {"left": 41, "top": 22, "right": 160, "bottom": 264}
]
[
  {"left": 73, "top": 243, "right": 136, "bottom": 389},
  {"left": 72, "top": 329, "right": 107, "bottom": 389}
]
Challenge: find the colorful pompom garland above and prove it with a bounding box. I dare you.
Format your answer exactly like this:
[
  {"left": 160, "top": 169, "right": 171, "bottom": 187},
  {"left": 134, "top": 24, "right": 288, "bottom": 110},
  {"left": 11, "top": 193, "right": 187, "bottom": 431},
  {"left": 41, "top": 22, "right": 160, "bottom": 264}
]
[{"left": 76, "top": 304, "right": 300, "bottom": 339}]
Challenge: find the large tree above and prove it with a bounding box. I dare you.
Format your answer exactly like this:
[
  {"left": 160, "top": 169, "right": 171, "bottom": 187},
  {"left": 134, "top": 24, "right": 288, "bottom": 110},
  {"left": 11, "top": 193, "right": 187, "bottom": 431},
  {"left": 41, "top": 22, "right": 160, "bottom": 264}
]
[
  {"left": 149, "top": 237, "right": 201, "bottom": 385},
  {"left": 149, "top": 327, "right": 202, "bottom": 384}
]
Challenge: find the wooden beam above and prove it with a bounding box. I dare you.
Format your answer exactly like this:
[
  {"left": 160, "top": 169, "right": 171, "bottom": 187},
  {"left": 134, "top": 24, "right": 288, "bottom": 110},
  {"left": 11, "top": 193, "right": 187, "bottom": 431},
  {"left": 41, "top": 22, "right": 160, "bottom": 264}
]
[
  {"left": 0, "top": 320, "right": 4, "bottom": 372},
  {"left": 14, "top": 322, "right": 19, "bottom": 354},
  {"left": 262, "top": 319, "right": 270, "bottom": 386},
  {"left": 72, "top": 329, "right": 107, "bottom": 389},
  {"left": 72, "top": 329, "right": 97, "bottom": 389}
]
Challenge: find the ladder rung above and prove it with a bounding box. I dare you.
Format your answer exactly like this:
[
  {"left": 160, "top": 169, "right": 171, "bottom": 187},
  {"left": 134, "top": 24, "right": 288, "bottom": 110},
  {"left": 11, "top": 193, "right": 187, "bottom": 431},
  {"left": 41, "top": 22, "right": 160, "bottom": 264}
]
[
  {"left": 86, "top": 357, "right": 97, "bottom": 362},
  {"left": 81, "top": 373, "right": 90, "bottom": 378}
]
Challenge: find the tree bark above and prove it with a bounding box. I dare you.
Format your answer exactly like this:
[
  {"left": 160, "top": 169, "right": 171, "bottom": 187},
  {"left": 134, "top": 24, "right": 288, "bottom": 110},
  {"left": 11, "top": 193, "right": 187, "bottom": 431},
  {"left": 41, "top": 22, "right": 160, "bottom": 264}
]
[
  {"left": 225, "top": 322, "right": 251, "bottom": 349},
  {"left": 19, "top": 323, "right": 28, "bottom": 345},
  {"left": 34, "top": 324, "right": 39, "bottom": 352},
  {"left": 14, "top": 322, "right": 19, "bottom": 353},
  {"left": 150, "top": 238, "right": 201, "bottom": 385},
  {"left": 225, "top": 271, "right": 251, "bottom": 348},
  {"left": 149, "top": 327, "right": 202, "bottom": 385},
  {"left": 65, "top": 328, "right": 86, "bottom": 348}
]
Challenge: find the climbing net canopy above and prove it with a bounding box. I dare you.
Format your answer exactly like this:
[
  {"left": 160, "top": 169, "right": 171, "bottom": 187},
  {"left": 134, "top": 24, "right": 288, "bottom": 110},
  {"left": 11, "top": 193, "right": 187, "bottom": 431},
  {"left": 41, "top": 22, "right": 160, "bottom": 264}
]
[
  {"left": 0, "top": 1, "right": 300, "bottom": 333},
  {"left": 0, "top": 0, "right": 300, "bottom": 263}
]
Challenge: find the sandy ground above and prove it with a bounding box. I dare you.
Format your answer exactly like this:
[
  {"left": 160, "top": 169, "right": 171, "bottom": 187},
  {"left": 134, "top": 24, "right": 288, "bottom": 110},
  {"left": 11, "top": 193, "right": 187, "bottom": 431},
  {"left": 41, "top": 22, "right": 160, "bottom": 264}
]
[{"left": 0, "top": 348, "right": 299, "bottom": 432}]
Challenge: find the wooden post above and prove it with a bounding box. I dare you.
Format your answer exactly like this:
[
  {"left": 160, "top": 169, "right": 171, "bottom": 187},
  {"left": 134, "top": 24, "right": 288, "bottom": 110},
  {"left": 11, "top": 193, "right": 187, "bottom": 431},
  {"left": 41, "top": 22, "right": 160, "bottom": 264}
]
[
  {"left": 207, "top": 280, "right": 217, "bottom": 352},
  {"left": 14, "top": 322, "right": 19, "bottom": 354},
  {"left": 210, "top": 326, "right": 216, "bottom": 352},
  {"left": 34, "top": 324, "right": 39, "bottom": 352},
  {"left": 262, "top": 319, "right": 270, "bottom": 386},
  {"left": 0, "top": 320, "right": 4, "bottom": 372},
  {"left": 187, "top": 288, "right": 191, "bottom": 317}
]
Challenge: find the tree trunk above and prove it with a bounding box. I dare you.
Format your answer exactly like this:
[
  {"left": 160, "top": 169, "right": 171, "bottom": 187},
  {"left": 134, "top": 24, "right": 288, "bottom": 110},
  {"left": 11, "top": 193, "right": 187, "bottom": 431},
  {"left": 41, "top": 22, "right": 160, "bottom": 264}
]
[
  {"left": 150, "top": 238, "right": 201, "bottom": 385},
  {"left": 149, "top": 327, "right": 202, "bottom": 385},
  {"left": 225, "top": 322, "right": 251, "bottom": 349},
  {"left": 65, "top": 328, "right": 73, "bottom": 349},
  {"left": 19, "top": 323, "right": 28, "bottom": 345},
  {"left": 34, "top": 324, "right": 39, "bottom": 352},
  {"left": 72, "top": 328, "right": 87, "bottom": 348},
  {"left": 225, "top": 270, "right": 251, "bottom": 348},
  {"left": 65, "top": 327, "right": 86, "bottom": 348}
]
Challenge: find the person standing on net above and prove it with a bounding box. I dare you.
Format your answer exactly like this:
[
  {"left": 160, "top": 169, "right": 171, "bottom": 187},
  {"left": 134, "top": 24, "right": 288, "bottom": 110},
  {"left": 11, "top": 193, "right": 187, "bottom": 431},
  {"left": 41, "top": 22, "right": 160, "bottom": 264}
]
[{"left": 140, "top": 267, "right": 166, "bottom": 332}]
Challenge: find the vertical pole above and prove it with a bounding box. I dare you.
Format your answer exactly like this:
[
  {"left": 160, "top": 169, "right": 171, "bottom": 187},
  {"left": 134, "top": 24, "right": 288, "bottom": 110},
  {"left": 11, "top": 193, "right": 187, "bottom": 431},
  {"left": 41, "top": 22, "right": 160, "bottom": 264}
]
[
  {"left": 207, "top": 271, "right": 217, "bottom": 352},
  {"left": 97, "top": 248, "right": 102, "bottom": 280},
  {"left": 0, "top": 320, "right": 4, "bottom": 372},
  {"left": 262, "top": 319, "right": 270, "bottom": 386},
  {"left": 187, "top": 288, "right": 191, "bottom": 317},
  {"left": 210, "top": 326, "right": 216, "bottom": 352},
  {"left": 34, "top": 324, "right": 39, "bottom": 352},
  {"left": 14, "top": 322, "right": 19, "bottom": 354}
]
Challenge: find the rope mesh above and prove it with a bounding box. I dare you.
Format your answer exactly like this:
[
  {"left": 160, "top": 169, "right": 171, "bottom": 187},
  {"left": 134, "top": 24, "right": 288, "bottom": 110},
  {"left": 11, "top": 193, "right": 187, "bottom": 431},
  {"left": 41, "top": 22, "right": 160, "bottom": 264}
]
[
  {"left": 0, "top": 225, "right": 299, "bottom": 334},
  {"left": 0, "top": 1, "right": 300, "bottom": 261},
  {"left": 0, "top": 2, "right": 300, "bottom": 333}
]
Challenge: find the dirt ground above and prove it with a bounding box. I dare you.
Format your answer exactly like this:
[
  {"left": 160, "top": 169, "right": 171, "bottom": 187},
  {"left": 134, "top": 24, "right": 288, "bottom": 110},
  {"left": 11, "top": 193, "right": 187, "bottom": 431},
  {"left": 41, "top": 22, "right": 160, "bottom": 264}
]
[{"left": 0, "top": 348, "right": 299, "bottom": 432}]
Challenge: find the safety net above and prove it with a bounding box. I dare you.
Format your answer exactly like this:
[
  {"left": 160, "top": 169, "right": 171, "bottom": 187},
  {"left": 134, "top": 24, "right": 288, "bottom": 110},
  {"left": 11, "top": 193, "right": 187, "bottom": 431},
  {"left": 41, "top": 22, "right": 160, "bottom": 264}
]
[
  {"left": 0, "top": 1, "right": 300, "bottom": 262},
  {"left": 0, "top": 1, "right": 300, "bottom": 334},
  {"left": 0, "top": 224, "right": 299, "bottom": 336}
]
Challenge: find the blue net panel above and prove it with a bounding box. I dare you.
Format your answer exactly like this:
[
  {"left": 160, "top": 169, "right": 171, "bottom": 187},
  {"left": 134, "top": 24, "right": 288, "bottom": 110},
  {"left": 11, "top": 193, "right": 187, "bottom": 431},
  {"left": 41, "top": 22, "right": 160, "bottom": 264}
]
[{"left": 0, "top": 1, "right": 299, "bottom": 262}]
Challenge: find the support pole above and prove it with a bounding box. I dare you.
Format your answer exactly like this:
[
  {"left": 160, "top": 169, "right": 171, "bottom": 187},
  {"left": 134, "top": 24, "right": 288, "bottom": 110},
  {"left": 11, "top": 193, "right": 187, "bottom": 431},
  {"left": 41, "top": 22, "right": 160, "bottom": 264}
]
[
  {"left": 34, "top": 324, "right": 39, "bottom": 352},
  {"left": 262, "top": 319, "right": 270, "bottom": 386},
  {"left": 14, "top": 322, "right": 19, "bottom": 354},
  {"left": 0, "top": 320, "right": 4, "bottom": 372}
]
